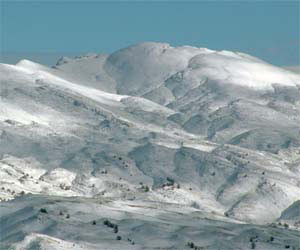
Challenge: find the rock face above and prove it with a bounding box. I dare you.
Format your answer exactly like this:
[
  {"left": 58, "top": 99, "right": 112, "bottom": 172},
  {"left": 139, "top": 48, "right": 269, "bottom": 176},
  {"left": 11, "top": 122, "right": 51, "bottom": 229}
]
[{"left": 0, "top": 42, "right": 300, "bottom": 250}]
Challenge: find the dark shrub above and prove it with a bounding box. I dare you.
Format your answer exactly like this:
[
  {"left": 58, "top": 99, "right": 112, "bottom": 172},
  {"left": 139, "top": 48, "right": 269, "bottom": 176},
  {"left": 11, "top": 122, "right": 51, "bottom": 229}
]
[
  {"left": 116, "top": 235, "right": 122, "bottom": 240},
  {"left": 40, "top": 208, "right": 48, "bottom": 214},
  {"left": 166, "top": 177, "right": 174, "bottom": 185},
  {"left": 187, "top": 242, "right": 194, "bottom": 248},
  {"left": 104, "top": 219, "right": 116, "bottom": 229},
  {"left": 144, "top": 185, "right": 149, "bottom": 192},
  {"left": 73, "top": 100, "right": 80, "bottom": 106}
]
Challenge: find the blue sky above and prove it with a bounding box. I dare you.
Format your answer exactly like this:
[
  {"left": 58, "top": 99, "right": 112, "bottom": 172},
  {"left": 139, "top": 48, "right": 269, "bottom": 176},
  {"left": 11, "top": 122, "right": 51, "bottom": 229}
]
[{"left": 1, "top": 1, "right": 299, "bottom": 66}]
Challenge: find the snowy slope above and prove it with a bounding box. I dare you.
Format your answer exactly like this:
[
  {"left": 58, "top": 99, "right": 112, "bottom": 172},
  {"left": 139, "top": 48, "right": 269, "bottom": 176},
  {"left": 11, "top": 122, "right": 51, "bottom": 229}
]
[
  {"left": 284, "top": 66, "right": 300, "bottom": 74},
  {"left": 0, "top": 42, "right": 300, "bottom": 250}
]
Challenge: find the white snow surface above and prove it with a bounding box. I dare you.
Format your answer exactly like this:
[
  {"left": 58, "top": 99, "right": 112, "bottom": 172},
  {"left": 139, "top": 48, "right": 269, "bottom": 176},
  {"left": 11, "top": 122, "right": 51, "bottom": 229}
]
[{"left": 0, "top": 42, "right": 300, "bottom": 250}]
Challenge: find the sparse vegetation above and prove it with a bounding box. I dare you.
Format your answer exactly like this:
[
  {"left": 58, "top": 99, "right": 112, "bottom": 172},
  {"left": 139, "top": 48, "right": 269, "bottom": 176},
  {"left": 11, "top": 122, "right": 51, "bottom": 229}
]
[
  {"left": 59, "top": 183, "right": 71, "bottom": 190},
  {"left": 73, "top": 100, "right": 81, "bottom": 106},
  {"left": 139, "top": 182, "right": 150, "bottom": 192},
  {"left": 226, "top": 155, "right": 232, "bottom": 161},
  {"left": 113, "top": 225, "right": 118, "bottom": 233},
  {"left": 40, "top": 208, "right": 48, "bottom": 214},
  {"left": 104, "top": 219, "right": 112, "bottom": 227},
  {"left": 127, "top": 238, "right": 135, "bottom": 245},
  {"left": 166, "top": 177, "right": 174, "bottom": 185},
  {"left": 104, "top": 219, "right": 119, "bottom": 233},
  {"left": 187, "top": 241, "right": 194, "bottom": 248},
  {"left": 294, "top": 221, "right": 300, "bottom": 227},
  {"left": 187, "top": 241, "right": 203, "bottom": 249},
  {"left": 101, "top": 169, "right": 108, "bottom": 174},
  {"left": 143, "top": 185, "right": 149, "bottom": 192}
]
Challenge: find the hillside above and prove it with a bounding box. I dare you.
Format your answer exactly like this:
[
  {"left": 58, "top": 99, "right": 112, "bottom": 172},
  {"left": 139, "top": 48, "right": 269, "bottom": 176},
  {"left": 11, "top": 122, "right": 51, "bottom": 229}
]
[{"left": 0, "top": 42, "right": 300, "bottom": 250}]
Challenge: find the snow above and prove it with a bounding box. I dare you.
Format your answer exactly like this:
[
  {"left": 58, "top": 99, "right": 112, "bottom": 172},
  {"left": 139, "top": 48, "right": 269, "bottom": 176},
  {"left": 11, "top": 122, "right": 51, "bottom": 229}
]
[
  {"left": 182, "top": 142, "right": 216, "bottom": 152},
  {"left": 187, "top": 51, "right": 300, "bottom": 90},
  {"left": 104, "top": 42, "right": 215, "bottom": 96},
  {"left": 13, "top": 233, "right": 98, "bottom": 250},
  {"left": 283, "top": 65, "right": 300, "bottom": 74},
  {"left": 16, "top": 62, "right": 125, "bottom": 107},
  {"left": 1, "top": 42, "right": 300, "bottom": 249},
  {"left": 0, "top": 102, "right": 50, "bottom": 126}
]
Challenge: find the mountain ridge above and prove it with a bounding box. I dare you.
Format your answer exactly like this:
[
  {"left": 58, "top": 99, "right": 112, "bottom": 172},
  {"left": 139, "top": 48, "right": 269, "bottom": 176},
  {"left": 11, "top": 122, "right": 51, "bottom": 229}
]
[{"left": 0, "top": 42, "right": 299, "bottom": 250}]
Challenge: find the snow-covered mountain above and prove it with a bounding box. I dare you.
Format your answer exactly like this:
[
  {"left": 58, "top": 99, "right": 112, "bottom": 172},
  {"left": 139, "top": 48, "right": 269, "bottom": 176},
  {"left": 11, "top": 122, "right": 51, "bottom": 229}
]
[{"left": 0, "top": 42, "right": 299, "bottom": 250}]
